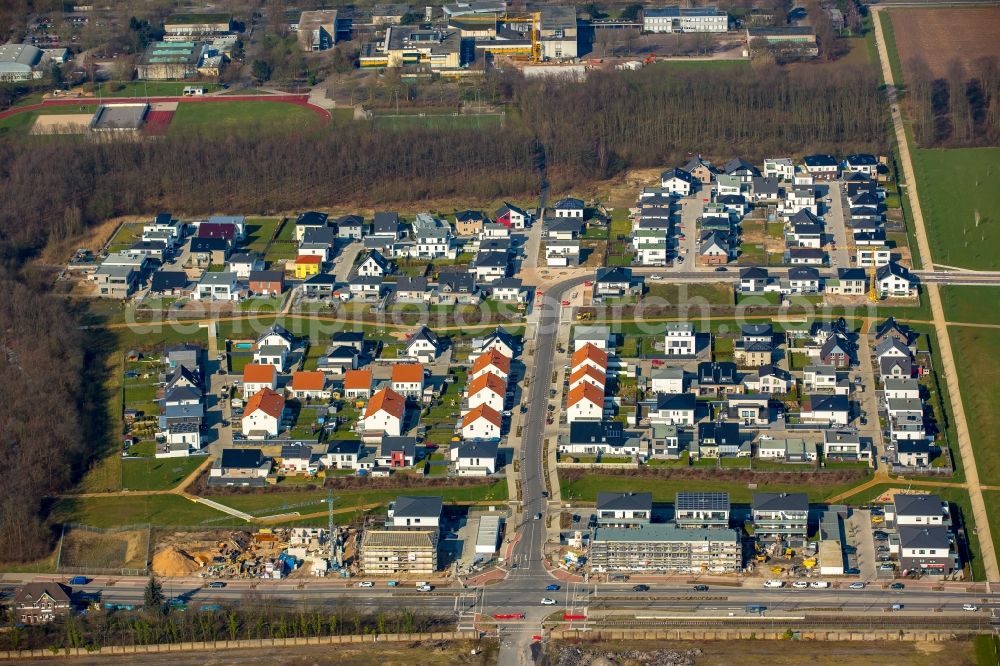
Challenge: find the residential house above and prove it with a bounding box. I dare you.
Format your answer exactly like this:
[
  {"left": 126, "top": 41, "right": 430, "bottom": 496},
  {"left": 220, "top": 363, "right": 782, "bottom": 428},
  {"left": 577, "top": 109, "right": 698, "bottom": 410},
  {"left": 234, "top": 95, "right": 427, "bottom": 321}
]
[
  {"left": 693, "top": 421, "right": 746, "bottom": 459},
  {"left": 335, "top": 214, "right": 365, "bottom": 240},
  {"left": 547, "top": 218, "right": 584, "bottom": 240},
  {"left": 843, "top": 153, "right": 880, "bottom": 178},
  {"left": 360, "top": 530, "right": 437, "bottom": 576},
  {"left": 455, "top": 210, "right": 487, "bottom": 236},
  {"left": 570, "top": 365, "right": 606, "bottom": 392},
  {"left": 788, "top": 222, "right": 823, "bottom": 249},
  {"left": 472, "top": 250, "right": 509, "bottom": 282},
  {"left": 648, "top": 392, "right": 696, "bottom": 426},
  {"left": 787, "top": 248, "right": 825, "bottom": 265},
  {"left": 898, "top": 526, "right": 956, "bottom": 575},
  {"left": 300, "top": 227, "right": 338, "bottom": 260},
  {"left": 593, "top": 267, "right": 635, "bottom": 297},
  {"left": 826, "top": 268, "right": 867, "bottom": 296},
  {"left": 395, "top": 276, "right": 430, "bottom": 303},
  {"left": 546, "top": 239, "right": 581, "bottom": 266},
  {"left": 803, "top": 364, "right": 839, "bottom": 393},
  {"left": 734, "top": 323, "right": 773, "bottom": 367},
  {"left": 823, "top": 430, "right": 871, "bottom": 462},
  {"left": 857, "top": 245, "right": 891, "bottom": 268},
  {"left": 290, "top": 371, "right": 330, "bottom": 400},
  {"left": 589, "top": 524, "right": 742, "bottom": 574},
  {"left": 208, "top": 449, "right": 272, "bottom": 487},
  {"left": 683, "top": 156, "right": 715, "bottom": 183},
  {"left": 757, "top": 437, "right": 817, "bottom": 462},
  {"left": 317, "top": 345, "right": 360, "bottom": 376},
  {"left": 727, "top": 394, "right": 770, "bottom": 426},
  {"left": 744, "top": 365, "right": 792, "bottom": 394},
  {"left": 739, "top": 267, "right": 771, "bottom": 293},
  {"left": 471, "top": 349, "right": 511, "bottom": 382},
  {"left": 377, "top": 437, "right": 419, "bottom": 468},
  {"left": 295, "top": 211, "right": 329, "bottom": 242},
  {"left": 876, "top": 262, "right": 917, "bottom": 298},
  {"left": 462, "top": 403, "right": 503, "bottom": 440},
  {"left": 371, "top": 211, "right": 404, "bottom": 240},
  {"left": 362, "top": 388, "right": 406, "bottom": 438},
  {"left": 695, "top": 361, "right": 742, "bottom": 396},
  {"left": 473, "top": 326, "right": 519, "bottom": 359},
  {"left": 884, "top": 377, "right": 920, "bottom": 401},
  {"left": 391, "top": 363, "right": 425, "bottom": 399},
  {"left": 453, "top": 440, "right": 499, "bottom": 476},
  {"left": 752, "top": 492, "right": 809, "bottom": 546},
  {"left": 467, "top": 372, "right": 507, "bottom": 412},
  {"left": 241, "top": 388, "right": 286, "bottom": 438},
  {"left": 190, "top": 237, "right": 229, "bottom": 267},
  {"left": 660, "top": 167, "right": 696, "bottom": 196},
  {"left": 889, "top": 493, "right": 947, "bottom": 526},
  {"left": 566, "top": 382, "right": 605, "bottom": 423},
  {"left": 572, "top": 343, "right": 609, "bottom": 375},
  {"left": 751, "top": 176, "right": 781, "bottom": 201},
  {"left": 130, "top": 240, "right": 167, "bottom": 262},
  {"left": 406, "top": 326, "right": 443, "bottom": 361},
  {"left": 388, "top": 495, "right": 442, "bottom": 529},
  {"left": 490, "top": 277, "right": 524, "bottom": 302},
  {"left": 820, "top": 334, "right": 852, "bottom": 367},
  {"left": 13, "top": 583, "right": 71, "bottom": 624},
  {"left": 675, "top": 492, "right": 731, "bottom": 529},
  {"left": 651, "top": 367, "right": 685, "bottom": 394},
  {"left": 299, "top": 273, "right": 337, "bottom": 298},
  {"left": 801, "top": 394, "right": 850, "bottom": 426},
  {"left": 320, "top": 440, "right": 365, "bottom": 470},
  {"left": 897, "top": 440, "right": 931, "bottom": 467},
  {"left": 764, "top": 157, "right": 794, "bottom": 181},
  {"left": 559, "top": 421, "right": 635, "bottom": 457},
  {"left": 723, "top": 157, "right": 760, "bottom": 183},
  {"left": 193, "top": 271, "right": 240, "bottom": 301},
  {"left": 242, "top": 363, "right": 278, "bottom": 399},
  {"left": 410, "top": 212, "right": 456, "bottom": 259},
  {"left": 664, "top": 322, "right": 697, "bottom": 356},
  {"left": 875, "top": 317, "right": 914, "bottom": 347},
  {"left": 253, "top": 344, "right": 288, "bottom": 372},
  {"left": 887, "top": 397, "right": 926, "bottom": 441},
  {"left": 802, "top": 154, "right": 839, "bottom": 180},
  {"left": 596, "top": 492, "right": 652, "bottom": 527},
  {"left": 358, "top": 250, "right": 392, "bottom": 277},
  {"left": 699, "top": 231, "right": 731, "bottom": 265},
  {"left": 149, "top": 270, "right": 188, "bottom": 296},
  {"left": 293, "top": 254, "right": 323, "bottom": 280},
  {"left": 437, "top": 269, "right": 478, "bottom": 303},
  {"left": 280, "top": 443, "right": 319, "bottom": 475},
  {"left": 575, "top": 325, "right": 612, "bottom": 351},
  {"left": 343, "top": 369, "right": 373, "bottom": 399},
  {"left": 248, "top": 270, "right": 284, "bottom": 296},
  {"left": 788, "top": 266, "right": 821, "bottom": 293},
  {"left": 553, "top": 197, "right": 584, "bottom": 218},
  {"left": 494, "top": 202, "right": 531, "bottom": 229}
]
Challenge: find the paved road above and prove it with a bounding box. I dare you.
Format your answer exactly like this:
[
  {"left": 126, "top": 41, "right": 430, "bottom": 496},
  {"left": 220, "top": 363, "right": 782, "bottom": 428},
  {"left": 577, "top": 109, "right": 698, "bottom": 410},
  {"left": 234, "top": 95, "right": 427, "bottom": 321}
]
[
  {"left": 872, "top": 8, "right": 999, "bottom": 584},
  {"left": 825, "top": 181, "right": 850, "bottom": 268}
]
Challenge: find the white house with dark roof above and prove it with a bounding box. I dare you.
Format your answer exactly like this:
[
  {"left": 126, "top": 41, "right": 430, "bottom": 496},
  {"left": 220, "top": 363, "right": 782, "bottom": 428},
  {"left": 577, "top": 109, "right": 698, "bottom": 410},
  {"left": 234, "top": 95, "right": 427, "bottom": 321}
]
[
  {"left": 876, "top": 262, "right": 917, "bottom": 298},
  {"left": 553, "top": 197, "right": 584, "bottom": 218},
  {"left": 452, "top": 440, "right": 499, "bottom": 476},
  {"left": 406, "top": 326, "right": 443, "bottom": 361},
  {"left": 595, "top": 492, "right": 652, "bottom": 527},
  {"left": 660, "top": 167, "right": 696, "bottom": 196},
  {"left": 388, "top": 495, "right": 443, "bottom": 530}
]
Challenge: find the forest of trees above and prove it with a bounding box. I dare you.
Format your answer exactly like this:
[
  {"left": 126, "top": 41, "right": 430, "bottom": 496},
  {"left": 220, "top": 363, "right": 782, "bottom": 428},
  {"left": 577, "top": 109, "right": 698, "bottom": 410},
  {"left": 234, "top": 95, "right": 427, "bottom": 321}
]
[{"left": 905, "top": 56, "right": 1000, "bottom": 148}]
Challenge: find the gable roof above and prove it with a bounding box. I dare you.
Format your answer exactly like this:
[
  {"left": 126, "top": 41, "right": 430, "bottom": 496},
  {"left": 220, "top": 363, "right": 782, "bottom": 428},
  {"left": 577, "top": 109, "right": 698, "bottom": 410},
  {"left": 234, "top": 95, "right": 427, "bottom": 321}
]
[
  {"left": 572, "top": 343, "right": 608, "bottom": 370},
  {"left": 379, "top": 436, "right": 417, "bottom": 457},
  {"left": 468, "top": 372, "right": 506, "bottom": 397},
  {"left": 220, "top": 448, "right": 267, "bottom": 469},
  {"left": 245, "top": 387, "right": 285, "bottom": 419},
  {"left": 894, "top": 492, "right": 943, "bottom": 517},
  {"left": 462, "top": 403, "right": 503, "bottom": 429},
  {"left": 569, "top": 420, "right": 624, "bottom": 445},
  {"left": 654, "top": 392, "right": 696, "bottom": 411},
  {"left": 243, "top": 363, "right": 276, "bottom": 384},
  {"left": 396, "top": 276, "right": 428, "bottom": 293},
  {"left": 661, "top": 166, "right": 695, "bottom": 183},
  {"left": 249, "top": 270, "right": 284, "bottom": 284},
  {"left": 302, "top": 227, "right": 338, "bottom": 245},
  {"left": 296, "top": 254, "right": 323, "bottom": 265},
  {"left": 326, "top": 439, "right": 362, "bottom": 456},
  {"left": 372, "top": 211, "right": 400, "bottom": 234},
  {"left": 807, "top": 393, "right": 849, "bottom": 412},
  {"left": 752, "top": 491, "right": 808, "bottom": 512},
  {"left": 877, "top": 262, "right": 914, "bottom": 282},
  {"left": 362, "top": 249, "right": 390, "bottom": 270},
  {"left": 334, "top": 213, "right": 365, "bottom": 228},
  {"left": 876, "top": 316, "right": 911, "bottom": 341},
  {"left": 343, "top": 368, "right": 373, "bottom": 390},
  {"left": 456, "top": 439, "right": 499, "bottom": 459},
  {"left": 740, "top": 266, "right": 769, "bottom": 280},
  {"left": 874, "top": 337, "right": 910, "bottom": 358},
  {"left": 567, "top": 382, "right": 604, "bottom": 409},
  {"left": 291, "top": 371, "right": 326, "bottom": 391},
  {"left": 364, "top": 387, "right": 406, "bottom": 419},
  {"left": 407, "top": 326, "right": 441, "bottom": 349},
  {"left": 190, "top": 237, "right": 228, "bottom": 253},
  {"left": 14, "top": 582, "right": 71, "bottom": 606},
  {"left": 820, "top": 334, "right": 852, "bottom": 357},
  {"left": 595, "top": 266, "right": 631, "bottom": 284},
  {"left": 495, "top": 202, "right": 528, "bottom": 218},
  {"left": 570, "top": 364, "right": 606, "bottom": 386},
  {"left": 723, "top": 157, "right": 759, "bottom": 174},
  {"left": 456, "top": 209, "right": 487, "bottom": 222},
  {"left": 392, "top": 363, "right": 425, "bottom": 384},
  {"left": 393, "top": 494, "right": 443, "bottom": 518},
  {"left": 472, "top": 349, "right": 511, "bottom": 375},
  {"left": 787, "top": 209, "right": 822, "bottom": 226},
  {"left": 296, "top": 211, "right": 329, "bottom": 227}
]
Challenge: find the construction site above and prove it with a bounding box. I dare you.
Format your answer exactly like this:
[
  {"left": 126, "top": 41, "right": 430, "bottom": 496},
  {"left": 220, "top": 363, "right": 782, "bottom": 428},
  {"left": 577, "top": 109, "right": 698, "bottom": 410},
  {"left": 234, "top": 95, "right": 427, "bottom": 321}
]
[{"left": 150, "top": 526, "right": 358, "bottom": 579}]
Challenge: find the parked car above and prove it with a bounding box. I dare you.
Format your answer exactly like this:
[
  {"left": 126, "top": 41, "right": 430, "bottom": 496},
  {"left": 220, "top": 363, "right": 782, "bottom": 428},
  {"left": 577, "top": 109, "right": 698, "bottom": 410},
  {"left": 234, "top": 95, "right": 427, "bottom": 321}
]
[
  {"left": 810, "top": 581, "right": 829, "bottom": 589},
  {"left": 891, "top": 603, "right": 903, "bottom": 611},
  {"left": 714, "top": 266, "right": 728, "bottom": 272},
  {"left": 358, "top": 581, "right": 374, "bottom": 588},
  {"left": 534, "top": 512, "right": 543, "bottom": 520},
  {"left": 792, "top": 581, "right": 809, "bottom": 589},
  {"left": 417, "top": 584, "right": 433, "bottom": 592},
  {"left": 69, "top": 576, "right": 90, "bottom": 585},
  {"left": 849, "top": 582, "right": 866, "bottom": 589},
  {"left": 890, "top": 583, "right": 905, "bottom": 590},
  {"left": 764, "top": 580, "right": 784, "bottom": 588},
  {"left": 692, "top": 585, "right": 709, "bottom": 592}
]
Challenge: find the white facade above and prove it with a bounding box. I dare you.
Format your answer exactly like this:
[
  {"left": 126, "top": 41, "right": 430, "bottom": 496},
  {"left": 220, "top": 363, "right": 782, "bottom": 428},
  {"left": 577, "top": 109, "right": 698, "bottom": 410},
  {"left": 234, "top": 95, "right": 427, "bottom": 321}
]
[
  {"left": 242, "top": 408, "right": 280, "bottom": 437},
  {"left": 363, "top": 410, "right": 402, "bottom": 437},
  {"left": 764, "top": 158, "right": 794, "bottom": 181},
  {"left": 462, "top": 415, "right": 501, "bottom": 440},
  {"left": 567, "top": 396, "right": 603, "bottom": 423}
]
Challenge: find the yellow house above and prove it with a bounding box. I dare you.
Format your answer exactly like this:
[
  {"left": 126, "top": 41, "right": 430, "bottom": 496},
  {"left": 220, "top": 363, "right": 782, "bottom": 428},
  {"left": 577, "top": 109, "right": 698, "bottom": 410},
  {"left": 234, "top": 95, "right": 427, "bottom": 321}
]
[{"left": 294, "top": 254, "right": 322, "bottom": 279}]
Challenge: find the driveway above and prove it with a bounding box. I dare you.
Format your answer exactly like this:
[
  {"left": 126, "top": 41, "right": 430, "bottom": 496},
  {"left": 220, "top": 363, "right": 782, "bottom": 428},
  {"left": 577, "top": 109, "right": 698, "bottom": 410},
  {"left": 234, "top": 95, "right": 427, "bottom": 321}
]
[
  {"left": 674, "top": 196, "right": 701, "bottom": 271},
  {"left": 846, "top": 508, "right": 877, "bottom": 581},
  {"left": 332, "top": 241, "right": 363, "bottom": 282},
  {"left": 823, "top": 181, "right": 850, "bottom": 268}
]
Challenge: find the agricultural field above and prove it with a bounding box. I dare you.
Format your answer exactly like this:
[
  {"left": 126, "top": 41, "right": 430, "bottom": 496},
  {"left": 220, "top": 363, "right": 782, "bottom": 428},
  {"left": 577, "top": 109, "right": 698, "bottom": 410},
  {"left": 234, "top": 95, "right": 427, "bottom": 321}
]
[
  {"left": 911, "top": 147, "right": 1000, "bottom": 270},
  {"left": 940, "top": 286, "right": 1000, "bottom": 325},
  {"left": 889, "top": 7, "right": 1000, "bottom": 80},
  {"left": 948, "top": 326, "right": 1000, "bottom": 483}
]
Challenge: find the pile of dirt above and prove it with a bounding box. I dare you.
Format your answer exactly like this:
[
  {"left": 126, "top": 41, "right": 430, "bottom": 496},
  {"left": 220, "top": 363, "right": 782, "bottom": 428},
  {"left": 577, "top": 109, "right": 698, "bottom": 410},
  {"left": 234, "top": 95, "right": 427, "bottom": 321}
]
[{"left": 152, "top": 546, "right": 201, "bottom": 576}]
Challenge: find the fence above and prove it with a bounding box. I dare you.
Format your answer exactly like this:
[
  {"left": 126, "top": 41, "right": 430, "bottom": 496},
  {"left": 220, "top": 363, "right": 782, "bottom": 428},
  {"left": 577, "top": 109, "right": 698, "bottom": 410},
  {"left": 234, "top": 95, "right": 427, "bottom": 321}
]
[{"left": 56, "top": 523, "right": 153, "bottom": 576}]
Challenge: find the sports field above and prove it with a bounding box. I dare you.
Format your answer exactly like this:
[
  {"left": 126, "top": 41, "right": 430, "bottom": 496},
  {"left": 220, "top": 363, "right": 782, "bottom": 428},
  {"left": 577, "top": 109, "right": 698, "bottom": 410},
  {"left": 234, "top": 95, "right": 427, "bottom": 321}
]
[{"left": 168, "top": 100, "right": 324, "bottom": 133}]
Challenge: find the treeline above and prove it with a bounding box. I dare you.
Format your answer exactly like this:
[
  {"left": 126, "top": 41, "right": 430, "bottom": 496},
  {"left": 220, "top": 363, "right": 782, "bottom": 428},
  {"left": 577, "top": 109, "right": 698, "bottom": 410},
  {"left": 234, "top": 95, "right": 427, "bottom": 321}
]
[
  {"left": 519, "top": 63, "right": 886, "bottom": 182},
  {"left": 0, "top": 281, "right": 88, "bottom": 561},
  {"left": 0, "top": 603, "right": 448, "bottom": 652},
  {"left": 906, "top": 56, "right": 1000, "bottom": 148}
]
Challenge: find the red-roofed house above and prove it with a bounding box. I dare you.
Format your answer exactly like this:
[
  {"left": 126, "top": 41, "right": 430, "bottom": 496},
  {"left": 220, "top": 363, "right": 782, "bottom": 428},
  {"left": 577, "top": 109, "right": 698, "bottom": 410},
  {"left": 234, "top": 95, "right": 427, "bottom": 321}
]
[
  {"left": 461, "top": 404, "right": 503, "bottom": 440},
  {"left": 569, "top": 365, "right": 606, "bottom": 392},
  {"left": 466, "top": 372, "right": 507, "bottom": 412},
  {"left": 290, "top": 371, "right": 330, "bottom": 400},
  {"left": 242, "top": 387, "right": 286, "bottom": 438},
  {"left": 566, "top": 382, "right": 604, "bottom": 423},
  {"left": 391, "top": 363, "right": 425, "bottom": 398},
  {"left": 571, "top": 343, "right": 608, "bottom": 374},
  {"left": 242, "top": 363, "right": 277, "bottom": 399},
  {"left": 362, "top": 387, "right": 406, "bottom": 438},
  {"left": 470, "top": 349, "right": 511, "bottom": 381},
  {"left": 343, "top": 369, "right": 373, "bottom": 399}
]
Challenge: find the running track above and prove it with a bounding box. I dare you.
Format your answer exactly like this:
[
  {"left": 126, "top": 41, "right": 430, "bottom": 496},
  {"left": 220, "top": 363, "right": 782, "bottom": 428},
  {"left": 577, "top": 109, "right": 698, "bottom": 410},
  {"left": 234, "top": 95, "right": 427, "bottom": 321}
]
[{"left": 0, "top": 93, "right": 332, "bottom": 126}]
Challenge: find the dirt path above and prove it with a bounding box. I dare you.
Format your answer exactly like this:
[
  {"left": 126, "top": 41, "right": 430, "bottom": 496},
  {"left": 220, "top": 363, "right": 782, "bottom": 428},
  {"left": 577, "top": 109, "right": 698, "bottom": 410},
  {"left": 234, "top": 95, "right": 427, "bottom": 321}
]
[{"left": 873, "top": 8, "right": 999, "bottom": 583}]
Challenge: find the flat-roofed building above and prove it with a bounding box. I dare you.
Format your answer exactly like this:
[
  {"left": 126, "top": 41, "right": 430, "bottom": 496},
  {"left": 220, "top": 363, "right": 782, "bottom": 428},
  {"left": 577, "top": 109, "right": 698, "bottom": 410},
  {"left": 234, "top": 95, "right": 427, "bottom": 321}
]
[
  {"left": 361, "top": 529, "right": 438, "bottom": 575},
  {"left": 590, "top": 524, "right": 741, "bottom": 573},
  {"left": 643, "top": 6, "right": 728, "bottom": 33},
  {"left": 137, "top": 41, "right": 203, "bottom": 79},
  {"left": 361, "top": 26, "right": 464, "bottom": 69},
  {"left": 163, "top": 13, "right": 232, "bottom": 39},
  {"left": 675, "top": 491, "right": 730, "bottom": 528},
  {"left": 538, "top": 6, "right": 578, "bottom": 59},
  {"left": 298, "top": 10, "right": 339, "bottom": 51}
]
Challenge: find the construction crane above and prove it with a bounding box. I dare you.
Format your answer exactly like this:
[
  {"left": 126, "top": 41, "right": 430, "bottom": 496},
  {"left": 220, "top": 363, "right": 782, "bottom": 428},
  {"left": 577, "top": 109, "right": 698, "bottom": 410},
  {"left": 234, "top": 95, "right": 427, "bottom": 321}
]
[
  {"left": 868, "top": 263, "right": 880, "bottom": 303},
  {"left": 501, "top": 12, "right": 542, "bottom": 63}
]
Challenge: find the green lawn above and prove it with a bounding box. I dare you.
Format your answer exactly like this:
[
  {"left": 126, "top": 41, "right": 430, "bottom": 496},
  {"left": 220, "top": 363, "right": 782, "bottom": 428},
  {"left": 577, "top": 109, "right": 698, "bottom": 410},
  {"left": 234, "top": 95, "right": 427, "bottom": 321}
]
[
  {"left": 169, "top": 101, "right": 323, "bottom": 134},
  {"left": 51, "top": 494, "right": 234, "bottom": 528},
  {"left": 264, "top": 241, "right": 298, "bottom": 262},
  {"left": 560, "top": 472, "right": 867, "bottom": 504},
  {"left": 881, "top": 11, "right": 905, "bottom": 86},
  {"left": 122, "top": 456, "right": 205, "bottom": 491},
  {"left": 912, "top": 147, "right": 1000, "bottom": 270},
  {"left": 643, "top": 282, "right": 731, "bottom": 306},
  {"left": 242, "top": 217, "right": 281, "bottom": 254},
  {"left": 940, "top": 287, "right": 1000, "bottom": 325},
  {"left": 948, "top": 326, "right": 1000, "bottom": 483}
]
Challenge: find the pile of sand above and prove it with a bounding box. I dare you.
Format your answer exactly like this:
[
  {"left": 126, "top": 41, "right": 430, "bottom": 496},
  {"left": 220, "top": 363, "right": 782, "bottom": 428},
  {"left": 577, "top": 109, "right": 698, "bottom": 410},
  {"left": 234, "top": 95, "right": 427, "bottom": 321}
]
[{"left": 152, "top": 546, "right": 201, "bottom": 576}]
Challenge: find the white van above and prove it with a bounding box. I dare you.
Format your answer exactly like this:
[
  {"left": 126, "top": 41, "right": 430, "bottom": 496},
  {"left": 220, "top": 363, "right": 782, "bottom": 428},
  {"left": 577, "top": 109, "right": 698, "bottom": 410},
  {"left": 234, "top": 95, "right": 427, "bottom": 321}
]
[{"left": 763, "top": 579, "right": 784, "bottom": 588}]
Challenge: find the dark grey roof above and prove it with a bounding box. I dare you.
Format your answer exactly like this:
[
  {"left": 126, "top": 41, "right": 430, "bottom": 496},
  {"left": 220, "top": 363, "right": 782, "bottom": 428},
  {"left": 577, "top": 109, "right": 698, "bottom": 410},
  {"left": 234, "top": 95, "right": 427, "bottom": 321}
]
[
  {"left": 740, "top": 267, "right": 769, "bottom": 280},
  {"left": 877, "top": 262, "right": 913, "bottom": 281},
  {"left": 697, "top": 361, "right": 738, "bottom": 385},
  {"left": 219, "top": 448, "right": 266, "bottom": 469},
  {"left": 723, "top": 157, "right": 759, "bottom": 175},
  {"left": 661, "top": 167, "right": 695, "bottom": 183},
  {"left": 897, "top": 439, "right": 931, "bottom": 454},
  {"left": 837, "top": 268, "right": 867, "bottom": 281},
  {"left": 456, "top": 209, "right": 487, "bottom": 222},
  {"left": 437, "top": 269, "right": 476, "bottom": 293},
  {"left": 380, "top": 437, "right": 417, "bottom": 457},
  {"left": 845, "top": 153, "right": 878, "bottom": 166},
  {"left": 676, "top": 491, "right": 730, "bottom": 512},
  {"left": 803, "top": 154, "right": 838, "bottom": 167},
  {"left": 456, "top": 440, "right": 499, "bottom": 459},
  {"left": 396, "top": 276, "right": 428, "bottom": 292},
  {"left": 697, "top": 421, "right": 740, "bottom": 445},
  {"left": 808, "top": 394, "right": 849, "bottom": 412},
  {"left": 408, "top": 326, "right": 441, "bottom": 348},
  {"left": 362, "top": 249, "right": 390, "bottom": 270},
  {"left": 372, "top": 211, "right": 401, "bottom": 234},
  {"left": 296, "top": 211, "right": 328, "bottom": 227},
  {"left": 752, "top": 491, "right": 808, "bottom": 512},
  {"left": 281, "top": 443, "right": 313, "bottom": 460},
  {"left": 596, "top": 491, "right": 652, "bottom": 512},
  {"left": 331, "top": 331, "right": 365, "bottom": 344},
  {"left": 150, "top": 271, "right": 188, "bottom": 291},
  {"left": 788, "top": 266, "right": 820, "bottom": 281},
  {"left": 249, "top": 270, "right": 283, "bottom": 283},
  {"left": 876, "top": 317, "right": 911, "bottom": 341},
  {"left": 554, "top": 197, "right": 584, "bottom": 210},
  {"left": 717, "top": 194, "right": 746, "bottom": 205},
  {"left": 474, "top": 250, "right": 509, "bottom": 268},
  {"left": 164, "top": 385, "right": 201, "bottom": 402},
  {"left": 595, "top": 266, "right": 632, "bottom": 284},
  {"left": 789, "top": 248, "right": 824, "bottom": 259},
  {"left": 303, "top": 227, "right": 338, "bottom": 245},
  {"left": 334, "top": 214, "right": 365, "bottom": 227},
  {"left": 741, "top": 323, "right": 772, "bottom": 337},
  {"left": 654, "top": 392, "right": 695, "bottom": 411},
  {"left": 898, "top": 525, "right": 949, "bottom": 549},
  {"left": 820, "top": 335, "right": 851, "bottom": 359},
  {"left": 788, "top": 209, "right": 821, "bottom": 226},
  {"left": 303, "top": 273, "right": 337, "bottom": 286},
  {"left": 495, "top": 202, "right": 528, "bottom": 218},
  {"left": 758, "top": 364, "right": 790, "bottom": 380},
  {"left": 392, "top": 494, "right": 442, "bottom": 518},
  {"left": 568, "top": 421, "right": 624, "bottom": 445},
  {"left": 190, "top": 237, "right": 228, "bottom": 252},
  {"left": 547, "top": 218, "right": 585, "bottom": 233},
  {"left": 792, "top": 223, "right": 822, "bottom": 236},
  {"left": 326, "top": 440, "right": 362, "bottom": 456},
  {"left": 894, "top": 493, "right": 943, "bottom": 517}
]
